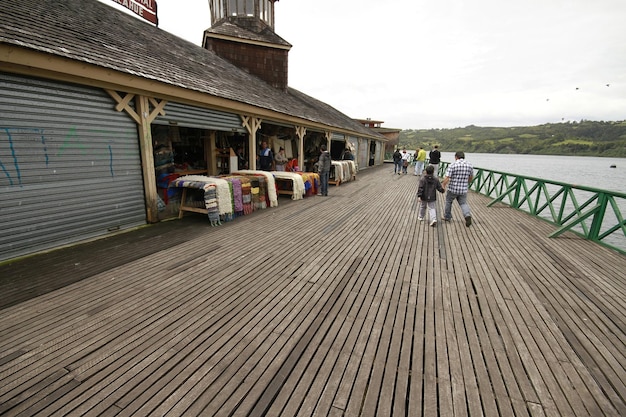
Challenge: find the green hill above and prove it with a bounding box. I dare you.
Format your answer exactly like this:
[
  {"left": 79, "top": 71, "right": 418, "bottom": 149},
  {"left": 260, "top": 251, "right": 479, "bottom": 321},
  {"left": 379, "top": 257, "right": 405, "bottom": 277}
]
[{"left": 397, "top": 120, "right": 626, "bottom": 157}]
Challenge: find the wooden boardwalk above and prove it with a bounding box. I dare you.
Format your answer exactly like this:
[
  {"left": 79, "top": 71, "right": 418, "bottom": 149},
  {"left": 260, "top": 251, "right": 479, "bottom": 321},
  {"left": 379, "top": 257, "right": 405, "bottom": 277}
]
[{"left": 0, "top": 165, "right": 624, "bottom": 417}]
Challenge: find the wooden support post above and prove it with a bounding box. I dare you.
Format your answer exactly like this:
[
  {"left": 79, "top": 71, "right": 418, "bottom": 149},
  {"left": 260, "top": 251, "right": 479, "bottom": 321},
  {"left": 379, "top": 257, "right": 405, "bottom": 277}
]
[
  {"left": 208, "top": 131, "right": 217, "bottom": 175},
  {"left": 241, "top": 114, "right": 262, "bottom": 170},
  {"left": 136, "top": 95, "right": 158, "bottom": 222},
  {"left": 295, "top": 125, "right": 307, "bottom": 172},
  {"left": 106, "top": 89, "right": 167, "bottom": 223}
]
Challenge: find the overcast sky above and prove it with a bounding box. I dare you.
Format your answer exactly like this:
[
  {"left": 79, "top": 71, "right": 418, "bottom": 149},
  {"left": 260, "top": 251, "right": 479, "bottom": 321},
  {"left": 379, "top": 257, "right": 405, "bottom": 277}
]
[{"left": 100, "top": 0, "right": 626, "bottom": 130}]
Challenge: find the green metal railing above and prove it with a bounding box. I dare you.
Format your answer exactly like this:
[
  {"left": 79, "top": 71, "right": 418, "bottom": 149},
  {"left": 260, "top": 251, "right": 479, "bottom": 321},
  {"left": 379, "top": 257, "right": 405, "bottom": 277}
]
[{"left": 437, "top": 161, "right": 626, "bottom": 255}]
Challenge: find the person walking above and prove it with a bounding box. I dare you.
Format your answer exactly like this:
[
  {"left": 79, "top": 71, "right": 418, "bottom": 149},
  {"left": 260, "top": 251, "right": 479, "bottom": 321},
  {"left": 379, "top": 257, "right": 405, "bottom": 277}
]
[
  {"left": 401, "top": 149, "right": 411, "bottom": 174},
  {"left": 393, "top": 148, "right": 402, "bottom": 175},
  {"left": 418, "top": 165, "right": 445, "bottom": 227},
  {"left": 442, "top": 151, "right": 474, "bottom": 226},
  {"left": 428, "top": 145, "right": 441, "bottom": 175},
  {"left": 414, "top": 146, "right": 427, "bottom": 176},
  {"left": 318, "top": 144, "right": 331, "bottom": 196}
]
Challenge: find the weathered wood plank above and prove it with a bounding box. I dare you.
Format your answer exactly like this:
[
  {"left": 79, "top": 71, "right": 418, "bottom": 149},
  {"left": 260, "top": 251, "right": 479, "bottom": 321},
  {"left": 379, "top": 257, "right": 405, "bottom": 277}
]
[{"left": 0, "top": 165, "right": 624, "bottom": 417}]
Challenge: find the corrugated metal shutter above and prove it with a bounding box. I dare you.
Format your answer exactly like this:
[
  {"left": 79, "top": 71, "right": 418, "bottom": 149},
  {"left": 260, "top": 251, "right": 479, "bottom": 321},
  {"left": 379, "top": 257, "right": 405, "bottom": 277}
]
[
  {"left": 331, "top": 133, "right": 344, "bottom": 142},
  {"left": 153, "top": 102, "right": 245, "bottom": 132},
  {"left": 0, "top": 72, "right": 146, "bottom": 261},
  {"left": 358, "top": 138, "right": 369, "bottom": 168}
]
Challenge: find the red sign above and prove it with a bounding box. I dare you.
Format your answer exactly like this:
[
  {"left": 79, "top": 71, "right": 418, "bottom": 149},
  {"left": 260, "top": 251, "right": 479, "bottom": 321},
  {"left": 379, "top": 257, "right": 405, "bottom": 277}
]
[{"left": 110, "top": 0, "right": 158, "bottom": 25}]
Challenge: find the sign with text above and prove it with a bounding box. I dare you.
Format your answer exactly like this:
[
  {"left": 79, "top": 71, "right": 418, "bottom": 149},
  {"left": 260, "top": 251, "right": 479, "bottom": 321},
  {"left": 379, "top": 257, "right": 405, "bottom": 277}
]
[{"left": 110, "top": 0, "right": 158, "bottom": 25}]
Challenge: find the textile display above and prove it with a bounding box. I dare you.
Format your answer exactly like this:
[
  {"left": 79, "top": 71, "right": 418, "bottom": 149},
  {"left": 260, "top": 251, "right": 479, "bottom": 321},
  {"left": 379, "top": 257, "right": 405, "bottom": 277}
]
[
  {"left": 272, "top": 172, "right": 306, "bottom": 200},
  {"left": 331, "top": 161, "right": 357, "bottom": 183},
  {"left": 233, "top": 170, "right": 279, "bottom": 208},
  {"left": 237, "top": 177, "right": 253, "bottom": 214},
  {"left": 180, "top": 175, "right": 234, "bottom": 221},
  {"left": 249, "top": 176, "right": 262, "bottom": 210},
  {"left": 219, "top": 176, "right": 244, "bottom": 216},
  {"left": 169, "top": 178, "right": 220, "bottom": 225},
  {"left": 300, "top": 172, "right": 320, "bottom": 196},
  {"left": 156, "top": 173, "right": 180, "bottom": 204}
]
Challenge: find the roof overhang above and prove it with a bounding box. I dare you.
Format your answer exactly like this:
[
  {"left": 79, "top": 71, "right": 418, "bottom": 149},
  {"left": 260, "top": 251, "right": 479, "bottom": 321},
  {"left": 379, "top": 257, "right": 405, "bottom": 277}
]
[{"left": 0, "top": 44, "right": 380, "bottom": 139}]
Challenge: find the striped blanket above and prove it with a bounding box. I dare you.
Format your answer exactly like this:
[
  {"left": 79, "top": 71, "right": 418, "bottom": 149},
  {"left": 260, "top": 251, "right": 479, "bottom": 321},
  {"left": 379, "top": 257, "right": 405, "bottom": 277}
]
[
  {"left": 169, "top": 175, "right": 234, "bottom": 223},
  {"left": 168, "top": 178, "right": 220, "bottom": 225},
  {"left": 233, "top": 170, "right": 279, "bottom": 208}
]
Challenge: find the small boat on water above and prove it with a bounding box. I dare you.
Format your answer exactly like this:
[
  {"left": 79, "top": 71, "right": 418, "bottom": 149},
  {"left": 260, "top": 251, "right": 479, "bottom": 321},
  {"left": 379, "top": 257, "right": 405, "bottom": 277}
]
[{"left": 610, "top": 164, "right": 617, "bottom": 168}]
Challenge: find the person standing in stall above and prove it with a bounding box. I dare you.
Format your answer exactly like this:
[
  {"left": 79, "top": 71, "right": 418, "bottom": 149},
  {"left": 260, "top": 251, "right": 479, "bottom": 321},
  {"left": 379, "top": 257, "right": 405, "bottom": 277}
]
[
  {"left": 274, "top": 146, "right": 288, "bottom": 171},
  {"left": 236, "top": 145, "right": 248, "bottom": 170},
  {"left": 257, "top": 140, "right": 274, "bottom": 171},
  {"left": 318, "top": 144, "right": 331, "bottom": 196}
]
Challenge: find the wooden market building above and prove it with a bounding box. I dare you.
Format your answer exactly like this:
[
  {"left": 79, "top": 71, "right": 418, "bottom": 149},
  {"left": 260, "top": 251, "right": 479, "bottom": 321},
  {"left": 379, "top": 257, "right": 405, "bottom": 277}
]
[{"left": 0, "top": 0, "right": 387, "bottom": 262}]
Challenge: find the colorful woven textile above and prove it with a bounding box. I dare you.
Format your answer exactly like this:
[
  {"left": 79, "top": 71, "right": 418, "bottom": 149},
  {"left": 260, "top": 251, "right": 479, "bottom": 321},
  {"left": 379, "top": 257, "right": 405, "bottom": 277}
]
[
  {"left": 233, "top": 170, "right": 278, "bottom": 208},
  {"left": 181, "top": 175, "right": 233, "bottom": 221},
  {"left": 237, "top": 177, "right": 253, "bottom": 214},
  {"left": 300, "top": 172, "right": 319, "bottom": 196},
  {"left": 272, "top": 172, "right": 306, "bottom": 200},
  {"left": 219, "top": 176, "right": 244, "bottom": 216},
  {"left": 168, "top": 178, "right": 220, "bottom": 226},
  {"left": 171, "top": 175, "right": 234, "bottom": 222}
]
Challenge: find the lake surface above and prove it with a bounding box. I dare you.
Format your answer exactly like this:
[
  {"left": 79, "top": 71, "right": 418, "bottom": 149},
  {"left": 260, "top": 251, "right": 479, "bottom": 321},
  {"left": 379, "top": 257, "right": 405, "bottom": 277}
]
[
  {"left": 431, "top": 152, "right": 625, "bottom": 251},
  {"left": 439, "top": 152, "right": 626, "bottom": 194}
]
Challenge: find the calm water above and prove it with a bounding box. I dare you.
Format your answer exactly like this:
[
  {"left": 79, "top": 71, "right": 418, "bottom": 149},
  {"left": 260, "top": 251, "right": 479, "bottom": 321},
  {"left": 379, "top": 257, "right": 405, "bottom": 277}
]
[
  {"left": 433, "top": 152, "right": 625, "bottom": 251},
  {"left": 439, "top": 152, "right": 626, "bottom": 194}
]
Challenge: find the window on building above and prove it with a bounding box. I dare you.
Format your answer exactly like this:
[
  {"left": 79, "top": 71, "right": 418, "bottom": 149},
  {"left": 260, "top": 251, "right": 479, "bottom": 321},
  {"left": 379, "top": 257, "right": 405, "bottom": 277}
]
[
  {"left": 228, "top": 0, "right": 237, "bottom": 16},
  {"left": 245, "top": 0, "right": 254, "bottom": 16}
]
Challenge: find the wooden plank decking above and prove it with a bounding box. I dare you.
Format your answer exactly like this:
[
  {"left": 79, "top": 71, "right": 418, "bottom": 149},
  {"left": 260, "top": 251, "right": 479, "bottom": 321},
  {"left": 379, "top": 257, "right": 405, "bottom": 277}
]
[{"left": 0, "top": 165, "right": 624, "bottom": 417}]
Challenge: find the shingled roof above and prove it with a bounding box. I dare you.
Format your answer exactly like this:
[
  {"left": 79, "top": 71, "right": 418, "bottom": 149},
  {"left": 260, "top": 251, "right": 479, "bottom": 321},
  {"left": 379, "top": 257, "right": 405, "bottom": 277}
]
[
  {"left": 0, "top": 0, "right": 382, "bottom": 139},
  {"left": 206, "top": 20, "right": 292, "bottom": 48}
]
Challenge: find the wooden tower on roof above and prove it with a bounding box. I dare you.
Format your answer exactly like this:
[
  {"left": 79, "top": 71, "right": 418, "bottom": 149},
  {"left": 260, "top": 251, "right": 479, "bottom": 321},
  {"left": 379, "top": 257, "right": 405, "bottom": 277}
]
[{"left": 204, "top": 0, "right": 292, "bottom": 91}]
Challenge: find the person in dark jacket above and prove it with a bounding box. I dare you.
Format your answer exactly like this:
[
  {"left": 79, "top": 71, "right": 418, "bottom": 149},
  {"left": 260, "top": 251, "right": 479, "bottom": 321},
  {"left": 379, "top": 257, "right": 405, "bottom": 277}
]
[
  {"left": 257, "top": 140, "right": 273, "bottom": 171},
  {"left": 392, "top": 149, "right": 402, "bottom": 174},
  {"left": 318, "top": 144, "right": 331, "bottom": 196},
  {"left": 429, "top": 145, "right": 441, "bottom": 173},
  {"left": 417, "top": 164, "right": 445, "bottom": 226}
]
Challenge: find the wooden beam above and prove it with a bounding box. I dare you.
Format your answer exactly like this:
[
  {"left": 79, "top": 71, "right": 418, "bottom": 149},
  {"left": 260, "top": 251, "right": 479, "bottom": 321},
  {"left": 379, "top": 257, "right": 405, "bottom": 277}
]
[
  {"left": 295, "top": 125, "right": 307, "bottom": 172},
  {"left": 135, "top": 95, "right": 159, "bottom": 223},
  {"left": 0, "top": 45, "right": 382, "bottom": 140},
  {"left": 105, "top": 89, "right": 140, "bottom": 124},
  {"left": 241, "top": 115, "right": 262, "bottom": 170}
]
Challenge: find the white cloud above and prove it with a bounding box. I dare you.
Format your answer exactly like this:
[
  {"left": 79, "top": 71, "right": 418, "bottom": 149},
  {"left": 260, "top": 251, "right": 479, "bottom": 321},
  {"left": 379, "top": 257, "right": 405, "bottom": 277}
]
[{"left": 97, "top": 0, "right": 626, "bottom": 129}]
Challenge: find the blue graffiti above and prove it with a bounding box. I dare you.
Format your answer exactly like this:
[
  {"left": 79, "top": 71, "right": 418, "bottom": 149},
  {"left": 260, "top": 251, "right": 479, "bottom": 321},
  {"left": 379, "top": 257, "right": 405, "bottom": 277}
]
[
  {"left": 1, "top": 128, "right": 21, "bottom": 186},
  {"left": 1, "top": 126, "right": 132, "bottom": 187},
  {"left": 41, "top": 134, "right": 49, "bottom": 166},
  {"left": 108, "top": 144, "right": 114, "bottom": 177}
]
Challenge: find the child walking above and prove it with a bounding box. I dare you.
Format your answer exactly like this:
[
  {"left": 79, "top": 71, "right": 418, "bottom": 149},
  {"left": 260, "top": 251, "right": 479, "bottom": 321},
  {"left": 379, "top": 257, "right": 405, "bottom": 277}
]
[{"left": 417, "top": 165, "right": 445, "bottom": 226}]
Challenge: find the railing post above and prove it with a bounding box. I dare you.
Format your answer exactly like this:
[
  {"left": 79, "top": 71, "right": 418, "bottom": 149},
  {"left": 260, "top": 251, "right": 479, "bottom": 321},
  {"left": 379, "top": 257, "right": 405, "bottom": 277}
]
[
  {"left": 589, "top": 192, "right": 608, "bottom": 241},
  {"left": 512, "top": 176, "right": 522, "bottom": 208}
]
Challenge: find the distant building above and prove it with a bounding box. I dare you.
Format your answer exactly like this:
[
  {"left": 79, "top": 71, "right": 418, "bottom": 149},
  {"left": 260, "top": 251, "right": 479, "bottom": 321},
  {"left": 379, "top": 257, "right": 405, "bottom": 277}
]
[{"left": 355, "top": 118, "right": 401, "bottom": 161}]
